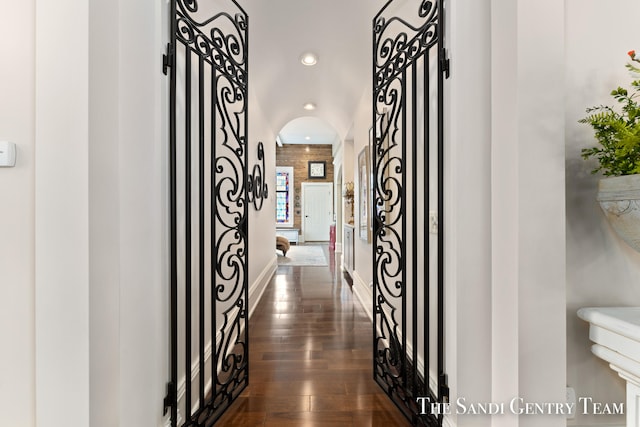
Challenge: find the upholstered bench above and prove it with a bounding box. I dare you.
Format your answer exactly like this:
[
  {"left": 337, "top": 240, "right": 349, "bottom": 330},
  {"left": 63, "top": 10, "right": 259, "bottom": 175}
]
[{"left": 276, "top": 235, "right": 290, "bottom": 256}]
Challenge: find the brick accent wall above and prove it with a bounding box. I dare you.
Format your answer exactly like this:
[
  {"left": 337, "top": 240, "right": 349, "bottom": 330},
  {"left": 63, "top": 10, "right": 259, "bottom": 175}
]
[{"left": 276, "top": 144, "right": 334, "bottom": 232}]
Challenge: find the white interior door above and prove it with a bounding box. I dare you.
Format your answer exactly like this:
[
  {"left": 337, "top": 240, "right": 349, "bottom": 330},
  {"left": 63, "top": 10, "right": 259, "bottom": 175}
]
[{"left": 302, "top": 183, "right": 333, "bottom": 241}]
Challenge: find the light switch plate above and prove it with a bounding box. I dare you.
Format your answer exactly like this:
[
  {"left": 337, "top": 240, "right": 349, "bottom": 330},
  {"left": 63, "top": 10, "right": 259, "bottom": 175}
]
[
  {"left": 429, "top": 211, "right": 438, "bottom": 234},
  {"left": 0, "top": 141, "right": 16, "bottom": 167}
]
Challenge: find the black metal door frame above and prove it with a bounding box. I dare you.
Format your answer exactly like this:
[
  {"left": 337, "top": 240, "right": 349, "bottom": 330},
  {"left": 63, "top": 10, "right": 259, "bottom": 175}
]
[
  {"left": 164, "top": 1, "right": 249, "bottom": 425},
  {"left": 372, "top": 1, "right": 448, "bottom": 425}
]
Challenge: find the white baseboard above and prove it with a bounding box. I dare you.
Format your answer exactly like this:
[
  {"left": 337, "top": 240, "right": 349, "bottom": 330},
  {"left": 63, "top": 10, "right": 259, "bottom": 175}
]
[
  {"left": 249, "top": 256, "right": 277, "bottom": 319},
  {"left": 443, "top": 416, "right": 455, "bottom": 427},
  {"left": 167, "top": 258, "right": 277, "bottom": 426},
  {"left": 568, "top": 425, "right": 623, "bottom": 427},
  {"left": 351, "top": 270, "right": 373, "bottom": 321},
  {"left": 352, "top": 270, "right": 439, "bottom": 407}
]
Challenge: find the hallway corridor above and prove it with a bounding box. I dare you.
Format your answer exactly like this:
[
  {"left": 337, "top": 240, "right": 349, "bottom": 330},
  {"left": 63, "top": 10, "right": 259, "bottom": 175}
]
[{"left": 217, "top": 248, "right": 410, "bottom": 426}]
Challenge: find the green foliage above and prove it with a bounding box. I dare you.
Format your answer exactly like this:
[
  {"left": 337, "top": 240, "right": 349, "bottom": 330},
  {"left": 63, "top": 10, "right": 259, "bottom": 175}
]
[{"left": 580, "top": 62, "right": 640, "bottom": 176}]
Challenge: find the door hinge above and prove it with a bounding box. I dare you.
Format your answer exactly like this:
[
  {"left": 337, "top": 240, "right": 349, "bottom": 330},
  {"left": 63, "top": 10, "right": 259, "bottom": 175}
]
[
  {"left": 163, "top": 43, "right": 173, "bottom": 76},
  {"left": 439, "top": 373, "right": 450, "bottom": 403},
  {"left": 163, "top": 381, "right": 176, "bottom": 416},
  {"left": 440, "top": 49, "right": 450, "bottom": 79}
]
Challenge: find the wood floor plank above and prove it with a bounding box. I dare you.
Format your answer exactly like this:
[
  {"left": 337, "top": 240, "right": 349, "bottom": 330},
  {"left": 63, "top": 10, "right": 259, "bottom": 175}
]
[
  {"left": 217, "top": 247, "right": 411, "bottom": 426},
  {"left": 311, "top": 394, "right": 400, "bottom": 412},
  {"left": 264, "top": 411, "right": 353, "bottom": 427}
]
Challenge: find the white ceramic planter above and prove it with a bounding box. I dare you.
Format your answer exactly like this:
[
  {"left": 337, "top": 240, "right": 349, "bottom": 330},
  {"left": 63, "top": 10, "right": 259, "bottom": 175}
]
[{"left": 598, "top": 174, "right": 640, "bottom": 252}]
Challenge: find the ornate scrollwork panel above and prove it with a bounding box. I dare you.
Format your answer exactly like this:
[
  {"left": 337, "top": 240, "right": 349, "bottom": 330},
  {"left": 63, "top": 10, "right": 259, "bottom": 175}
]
[
  {"left": 247, "top": 142, "right": 268, "bottom": 210},
  {"left": 167, "top": 1, "right": 248, "bottom": 426},
  {"left": 176, "top": 0, "right": 247, "bottom": 87},
  {"left": 373, "top": 1, "right": 446, "bottom": 426}
]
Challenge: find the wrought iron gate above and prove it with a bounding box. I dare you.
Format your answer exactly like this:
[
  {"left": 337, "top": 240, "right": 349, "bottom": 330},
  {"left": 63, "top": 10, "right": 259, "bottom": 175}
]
[
  {"left": 372, "top": 1, "right": 448, "bottom": 425},
  {"left": 163, "top": 1, "right": 249, "bottom": 425}
]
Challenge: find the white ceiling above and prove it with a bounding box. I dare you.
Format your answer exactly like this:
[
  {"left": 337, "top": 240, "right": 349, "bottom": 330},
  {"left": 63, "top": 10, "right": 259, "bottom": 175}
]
[
  {"left": 242, "top": 0, "right": 388, "bottom": 145},
  {"left": 278, "top": 116, "right": 338, "bottom": 145}
]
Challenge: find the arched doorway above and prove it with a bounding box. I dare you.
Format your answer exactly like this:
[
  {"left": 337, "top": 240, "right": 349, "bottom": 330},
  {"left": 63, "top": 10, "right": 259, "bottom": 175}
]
[{"left": 275, "top": 117, "right": 340, "bottom": 244}]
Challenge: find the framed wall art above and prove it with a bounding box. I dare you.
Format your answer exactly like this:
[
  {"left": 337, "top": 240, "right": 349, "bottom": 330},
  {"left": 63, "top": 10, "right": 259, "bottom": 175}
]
[
  {"left": 308, "top": 161, "right": 326, "bottom": 179},
  {"left": 358, "top": 147, "right": 370, "bottom": 242}
]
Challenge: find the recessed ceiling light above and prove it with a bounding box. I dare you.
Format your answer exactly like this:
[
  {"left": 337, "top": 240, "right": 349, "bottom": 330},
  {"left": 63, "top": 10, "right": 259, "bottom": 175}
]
[
  {"left": 300, "top": 52, "right": 318, "bottom": 66},
  {"left": 303, "top": 102, "right": 316, "bottom": 111},
  {"left": 305, "top": 136, "right": 311, "bottom": 141}
]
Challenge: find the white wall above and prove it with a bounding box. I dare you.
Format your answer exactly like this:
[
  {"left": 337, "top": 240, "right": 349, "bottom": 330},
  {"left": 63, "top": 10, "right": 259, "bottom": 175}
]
[
  {"left": 245, "top": 2, "right": 280, "bottom": 302},
  {"left": 89, "top": 0, "right": 121, "bottom": 424},
  {"left": 341, "top": 138, "right": 355, "bottom": 253},
  {"left": 247, "top": 88, "right": 278, "bottom": 310},
  {"left": 32, "top": 0, "right": 169, "bottom": 425},
  {"left": 513, "top": 0, "right": 567, "bottom": 424},
  {"left": 449, "top": 0, "right": 567, "bottom": 426},
  {"left": 566, "top": 1, "right": 640, "bottom": 426},
  {"left": 0, "top": 1, "right": 36, "bottom": 426},
  {"left": 117, "top": 0, "right": 168, "bottom": 424},
  {"left": 35, "top": 0, "right": 91, "bottom": 424},
  {"left": 332, "top": 141, "right": 343, "bottom": 248},
  {"left": 447, "top": 0, "right": 493, "bottom": 423},
  {"left": 352, "top": 89, "right": 374, "bottom": 294}
]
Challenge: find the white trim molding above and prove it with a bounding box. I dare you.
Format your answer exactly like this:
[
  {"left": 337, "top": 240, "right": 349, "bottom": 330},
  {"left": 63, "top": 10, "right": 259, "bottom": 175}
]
[
  {"left": 249, "top": 257, "right": 277, "bottom": 319},
  {"left": 443, "top": 416, "right": 456, "bottom": 427},
  {"left": 167, "top": 258, "right": 276, "bottom": 426},
  {"left": 351, "top": 269, "right": 373, "bottom": 321},
  {"left": 352, "top": 268, "right": 443, "bottom": 424}
]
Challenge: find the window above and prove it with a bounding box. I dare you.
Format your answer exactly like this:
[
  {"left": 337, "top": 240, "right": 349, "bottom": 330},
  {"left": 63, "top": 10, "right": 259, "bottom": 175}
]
[{"left": 276, "top": 167, "right": 294, "bottom": 226}]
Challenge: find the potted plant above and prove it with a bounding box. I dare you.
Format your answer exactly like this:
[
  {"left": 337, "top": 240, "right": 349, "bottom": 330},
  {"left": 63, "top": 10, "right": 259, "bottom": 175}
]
[{"left": 580, "top": 51, "right": 640, "bottom": 251}]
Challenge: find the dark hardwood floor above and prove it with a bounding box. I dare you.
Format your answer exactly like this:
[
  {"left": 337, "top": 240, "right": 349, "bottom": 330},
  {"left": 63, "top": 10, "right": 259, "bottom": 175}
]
[{"left": 217, "top": 246, "right": 411, "bottom": 426}]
